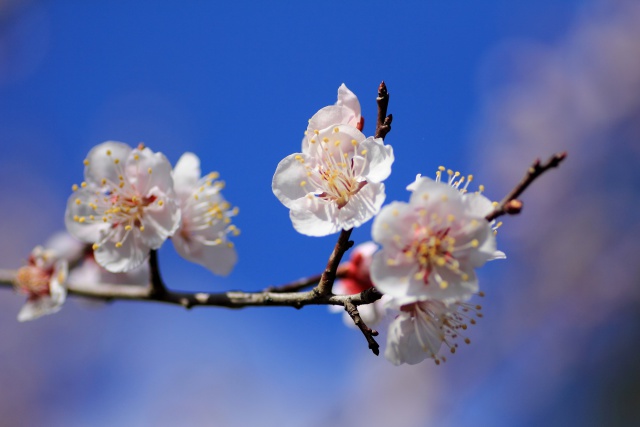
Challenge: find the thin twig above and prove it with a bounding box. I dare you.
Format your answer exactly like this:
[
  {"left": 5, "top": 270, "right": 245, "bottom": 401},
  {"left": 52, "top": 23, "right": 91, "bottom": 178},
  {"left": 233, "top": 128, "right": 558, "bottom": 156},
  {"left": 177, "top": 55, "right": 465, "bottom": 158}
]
[
  {"left": 375, "top": 81, "right": 392, "bottom": 140},
  {"left": 344, "top": 300, "right": 380, "bottom": 356},
  {"left": 264, "top": 266, "right": 348, "bottom": 293},
  {"left": 314, "top": 229, "right": 354, "bottom": 296},
  {"left": 485, "top": 152, "right": 567, "bottom": 222}
]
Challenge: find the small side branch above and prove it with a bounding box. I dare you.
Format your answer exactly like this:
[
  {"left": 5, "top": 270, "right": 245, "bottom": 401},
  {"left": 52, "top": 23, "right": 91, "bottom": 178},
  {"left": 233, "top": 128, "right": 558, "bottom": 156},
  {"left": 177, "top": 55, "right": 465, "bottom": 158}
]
[
  {"left": 486, "top": 152, "right": 567, "bottom": 222},
  {"left": 264, "top": 266, "right": 348, "bottom": 293},
  {"left": 375, "top": 81, "right": 392, "bottom": 140},
  {"left": 344, "top": 300, "right": 380, "bottom": 356}
]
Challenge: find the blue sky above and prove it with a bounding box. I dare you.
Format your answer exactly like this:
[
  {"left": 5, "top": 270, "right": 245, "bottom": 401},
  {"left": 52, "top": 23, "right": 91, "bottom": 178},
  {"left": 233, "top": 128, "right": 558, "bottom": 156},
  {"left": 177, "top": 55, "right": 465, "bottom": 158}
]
[{"left": 3, "top": 1, "right": 627, "bottom": 426}]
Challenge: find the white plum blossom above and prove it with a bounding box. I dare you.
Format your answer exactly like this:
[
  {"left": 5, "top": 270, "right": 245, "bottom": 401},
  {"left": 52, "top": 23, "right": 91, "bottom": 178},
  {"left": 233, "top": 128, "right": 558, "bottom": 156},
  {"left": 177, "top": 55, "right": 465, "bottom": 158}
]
[
  {"left": 331, "top": 241, "right": 387, "bottom": 327},
  {"left": 370, "top": 178, "right": 502, "bottom": 304},
  {"left": 65, "top": 141, "right": 181, "bottom": 273},
  {"left": 302, "top": 83, "right": 363, "bottom": 152},
  {"left": 384, "top": 297, "right": 482, "bottom": 366},
  {"left": 171, "top": 152, "right": 239, "bottom": 276},
  {"left": 14, "top": 246, "right": 68, "bottom": 322},
  {"left": 273, "top": 124, "right": 394, "bottom": 236}
]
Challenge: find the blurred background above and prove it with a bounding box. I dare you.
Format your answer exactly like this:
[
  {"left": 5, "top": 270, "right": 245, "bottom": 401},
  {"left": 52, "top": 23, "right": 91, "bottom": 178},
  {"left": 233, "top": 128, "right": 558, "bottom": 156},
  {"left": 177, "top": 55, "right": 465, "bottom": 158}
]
[{"left": 1, "top": 0, "right": 639, "bottom": 426}]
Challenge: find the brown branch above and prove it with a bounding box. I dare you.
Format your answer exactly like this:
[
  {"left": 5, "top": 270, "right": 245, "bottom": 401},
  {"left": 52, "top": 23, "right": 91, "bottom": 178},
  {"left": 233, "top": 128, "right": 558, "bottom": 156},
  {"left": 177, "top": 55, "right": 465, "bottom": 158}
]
[
  {"left": 375, "top": 81, "right": 392, "bottom": 140},
  {"left": 0, "top": 268, "right": 383, "bottom": 310},
  {"left": 149, "top": 249, "right": 168, "bottom": 297},
  {"left": 313, "top": 228, "right": 354, "bottom": 296},
  {"left": 344, "top": 300, "right": 380, "bottom": 356},
  {"left": 485, "top": 152, "right": 567, "bottom": 222}
]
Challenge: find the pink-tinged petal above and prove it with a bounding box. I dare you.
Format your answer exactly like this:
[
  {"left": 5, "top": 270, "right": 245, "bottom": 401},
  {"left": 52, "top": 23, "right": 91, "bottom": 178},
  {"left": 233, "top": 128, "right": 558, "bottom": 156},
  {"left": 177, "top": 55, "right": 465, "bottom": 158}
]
[
  {"left": 64, "top": 188, "right": 112, "bottom": 243},
  {"left": 125, "top": 147, "right": 174, "bottom": 195},
  {"left": 44, "top": 232, "right": 85, "bottom": 262},
  {"left": 173, "top": 152, "right": 201, "bottom": 199},
  {"left": 140, "top": 193, "right": 181, "bottom": 249},
  {"left": 462, "top": 192, "right": 495, "bottom": 218},
  {"left": 289, "top": 197, "right": 341, "bottom": 236},
  {"left": 17, "top": 296, "right": 63, "bottom": 322},
  {"left": 305, "top": 124, "right": 365, "bottom": 158},
  {"left": 420, "top": 265, "right": 478, "bottom": 303},
  {"left": 84, "top": 141, "right": 132, "bottom": 188},
  {"left": 371, "top": 201, "right": 414, "bottom": 247},
  {"left": 406, "top": 174, "right": 428, "bottom": 192},
  {"left": 94, "top": 232, "right": 148, "bottom": 273},
  {"left": 370, "top": 250, "right": 417, "bottom": 297},
  {"left": 360, "top": 137, "right": 394, "bottom": 183},
  {"left": 385, "top": 312, "right": 432, "bottom": 366},
  {"left": 272, "top": 153, "right": 312, "bottom": 208},
  {"left": 336, "top": 83, "right": 361, "bottom": 124},
  {"left": 173, "top": 235, "right": 237, "bottom": 276},
  {"left": 408, "top": 178, "right": 465, "bottom": 213}
]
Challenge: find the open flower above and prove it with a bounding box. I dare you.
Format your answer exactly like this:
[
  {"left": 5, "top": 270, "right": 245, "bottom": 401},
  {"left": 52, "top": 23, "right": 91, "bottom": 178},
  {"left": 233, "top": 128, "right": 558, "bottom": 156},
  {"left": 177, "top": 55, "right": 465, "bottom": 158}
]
[
  {"left": 370, "top": 178, "right": 501, "bottom": 303},
  {"left": 331, "top": 241, "right": 387, "bottom": 327},
  {"left": 171, "top": 152, "right": 239, "bottom": 276},
  {"left": 273, "top": 124, "right": 394, "bottom": 236},
  {"left": 384, "top": 297, "right": 482, "bottom": 366},
  {"left": 65, "top": 141, "right": 181, "bottom": 273},
  {"left": 302, "top": 84, "right": 363, "bottom": 152},
  {"left": 14, "top": 246, "right": 68, "bottom": 322}
]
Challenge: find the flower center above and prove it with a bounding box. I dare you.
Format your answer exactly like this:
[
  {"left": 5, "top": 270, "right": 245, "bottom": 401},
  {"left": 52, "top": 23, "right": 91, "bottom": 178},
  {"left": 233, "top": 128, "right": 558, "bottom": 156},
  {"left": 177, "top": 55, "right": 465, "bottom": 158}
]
[{"left": 15, "top": 266, "right": 51, "bottom": 296}]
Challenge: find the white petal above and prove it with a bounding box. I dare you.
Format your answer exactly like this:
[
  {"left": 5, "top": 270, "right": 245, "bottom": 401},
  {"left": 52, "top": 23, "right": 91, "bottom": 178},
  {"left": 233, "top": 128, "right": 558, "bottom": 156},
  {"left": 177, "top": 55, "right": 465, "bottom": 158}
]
[
  {"left": 173, "top": 234, "right": 237, "bottom": 276},
  {"left": 272, "top": 153, "right": 312, "bottom": 208},
  {"left": 370, "top": 250, "right": 417, "bottom": 297},
  {"left": 84, "top": 141, "right": 132, "bottom": 188},
  {"left": 44, "top": 232, "right": 85, "bottom": 261},
  {"left": 336, "top": 83, "right": 361, "bottom": 125},
  {"left": 360, "top": 137, "right": 394, "bottom": 183},
  {"left": 371, "top": 201, "right": 413, "bottom": 247},
  {"left": 94, "top": 231, "right": 149, "bottom": 273},
  {"left": 417, "top": 265, "right": 478, "bottom": 303},
  {"left": 140, "top": 192, "right": 181, "bottom": 248},
  {"left": 462, "top": 192, "right": 495, "bottom": 218},
  {"left": 125, "top": 147, "right": 175, "bottom": 196},
  {"left": 289, "top": 197, "right": 341, "bottom": 236},
  {"left": 406, "top": 174, "right": 429, "bottom": 192},
  {"left": 17, "top": 296, "right": 63, "bottom": 322},
  {"left": 333, "top": 182, "right": 385, "bottom": 230},
  {"left": 385, "top": 312, "right": 433, "bottom": 366},
  {"left": 64, "top": 188, "right": 111, "bottom": 243},
  {"left": 173, "top": 152, "right": 202, "bottom": 198}
]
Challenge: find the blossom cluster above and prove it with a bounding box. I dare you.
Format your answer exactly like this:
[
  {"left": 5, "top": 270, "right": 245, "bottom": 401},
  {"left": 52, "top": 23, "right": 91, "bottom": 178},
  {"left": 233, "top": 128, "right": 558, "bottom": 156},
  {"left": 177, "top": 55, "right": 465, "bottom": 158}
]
[{"left": 13, "top": 83, "right": 507, "bottom": 369}]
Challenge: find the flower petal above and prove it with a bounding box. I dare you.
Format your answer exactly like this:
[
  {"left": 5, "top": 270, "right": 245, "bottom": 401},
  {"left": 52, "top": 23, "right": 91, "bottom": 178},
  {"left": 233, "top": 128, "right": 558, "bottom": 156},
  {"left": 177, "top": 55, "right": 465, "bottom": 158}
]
[
  {"left": 84, "top": 141, "right": 132, "bottom": 188},
  {"left": 64, "top": 188, "right": 112, "bottom": 243},
  {"left": 272, "top": 153, "right": 313, "bottom": 208},
  {"left": 125, "top": 147, "right": 174, "bottom": 196},
  {"left": 360, "top": 137, "right": 394, "bottom": 183},
  {"left": 173, "top": 152, "right": 202, "bottom": 199}
]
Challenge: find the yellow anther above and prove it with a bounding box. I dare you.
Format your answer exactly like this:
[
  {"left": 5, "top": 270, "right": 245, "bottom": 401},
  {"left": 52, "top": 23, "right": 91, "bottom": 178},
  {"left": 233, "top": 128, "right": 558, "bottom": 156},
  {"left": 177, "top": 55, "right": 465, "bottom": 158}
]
[
  {"left": 333, "top": 127, "right": 339, "bottom": 133},
  {"left": 361, "top": 149, "right": 368, "bottom": 155},
  {"left": 194, "top": 194, "right": 199, "bottom": 200},
  {"left": 115, "top": 242, "right": 123, "bottom": 248},
  {"left": 300, "top": 181, "right": 307, "bottom": 187},
  {"left": 101, "top": 178, "right": 107, "bottom": 185},
  {"left": 447, "top": 214, "right": 455, "bottom": 222},
  {"left": 148, "top": 168, "right": 152, "bottom": 174},
  {"left": 92, "top": 243, "right": 100, "bottom": 250},
  {"left": 134, "top": 154, "right": 140, "bottom": 161},
  {"left": 313, "top": 129, "right": 319, "bottom": 135},
  {"left": 208, "top": 172, "right": 220, "bottom": 180},
  {"left": 81, "top": 182, "right": 87, "bottom": 188},
  {"left": 78, "top": 217, "right": 86, "bottom": 223},
  {"left": 227, "top": 242, "right": 234, "bottom": 248},
  {"left": 461, "top": 273, "right": 469, "bottom": 281},
  {"left": 392, "top": 209, "right": 399, "bottom": 216},
  {"left": 479, "top": 184, "right": 485, "bottom": 192},
  {"left": 75, "top": 198, "right": 81, "bottom": 205},
  {"left": 102, "top": 217, "right": 108, "bottom": 222},
  {"left": 322, "top": 137, "right": 329, "bottom": 143},
  {"left": 414, "top": 272, "right": 424, "bottom": 280},
  {"left": 334, "top": 140, "right": 340, "bottom": 147},
  {"left": 436, "top": 257, "right": 446, "bottom": 266},
  {"left": 83, "top": 159, "right": 89, "bottom": 166},
  {"left": 114, "top": 158, "right": 120, "bottom": 164},
  {"left": 310, "top": 139, "right": 316, "bottom": 144},
  {"left": 351, "top": 139, "right": 358, "bottom": 146},
  {"left": 422, "top": 193, "right": 429, "bottom": 200},
  {"left": 492, "top": 201, "right": 499, "bottom": 207},
  {"left": 471, "top": 239, "right": 479, "bottom": 248},
  {"left": 72, "top": 184, "right": 79, "bottom": 191},
  {"left": 438, "top": 166, "right": 445, "bottom": 171},
  {"left": 139, "top": 225, "right": 145, "bottom": 231},
  {"left": 447, "top": 169, "right": 453, "bottom": 175},
  {"left": 467, "top": 175, "right": 473, "bottom": 181},
  {"left": 125, "top": 225, "right": 132, "bottom": 231},
  {"left": 158, "top": 200, "right": 164, "bottom": 206},
  {"left": 386, "top": 258, "right": 397, "bottom": 266},
  {"left": 119, "top": 175, "right": 124, "bottom": 180},
  {"left": 441, "top": 195, "right": 448, "bottom": 201},
  {"left": 106, "top": 150, "right": 112, "bottom": 156},
  {"left": 454, "top": 171, "right": 460, "bottom": 177},
  {"left": 89, "top": 215, "right": 95, "bottom": 220},
  {"left": 119, "top": 182, "right": 124, "bottom": 188},
  {"left": 73, "top": 215, "right": 79, "bottom": 221},
  {"left": 439, "top": 280, "right": 449, "bottom": 289}
]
